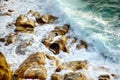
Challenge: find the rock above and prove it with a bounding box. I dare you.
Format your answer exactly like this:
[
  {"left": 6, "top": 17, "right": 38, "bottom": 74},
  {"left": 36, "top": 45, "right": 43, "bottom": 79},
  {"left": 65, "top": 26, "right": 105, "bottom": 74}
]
[
  {"left": 42, "top": 39, "right": 50, "bottom": 47},
  {"left": 98, "top": 74, "right": 110, "bottom": 80},
  {"left": 14, "top": 52, "right": 46, "bottom": 80},
  {"left": 5, "top": 33, "right": 14, "bottom": 46},
  {"left": 46, "top": 54, "right": 59, "bottom": 66},
  {"left": 51, "top": 73, "right": 63, "bottom": 80},
  {"left": 71, "top": 37, "right": 77, "bottom": 43},
  {"left": 64, "top": 72, "right": 87, "bottom": 80},
  {"left": 33, "top": 11, "right": 40, "bottom": 18},
  {"left": 27, "top": 10, "right": 34, "bottom": 15},
  {"left": 0, "top": 38, "right": 6, "bottom": 42},
  {"left": 0, "top": 52, "right": 12, "bottom": 80},
  {"left": 76, "top": 40, "right": 88, "bottom": 50},
  {"left": 36, "top": 14, "right": 57, "bottom": 24},
  {"left": 56, "top": 60, "right": 88, "bottom": 72},
  {"left": 49, "top": 36, "right": 68, "bottom": 54},
  {"left": 15, "top": 14, "right": 35, "bottom": 33},
  {"left": 69, "top": 60, "right": 88, "bottom": 71},
  {"left": 8, "top": 9, "right": 14, "bottom": 12},
  {"left": 80, "top": 40, "right": 88, "bottom": 49}
]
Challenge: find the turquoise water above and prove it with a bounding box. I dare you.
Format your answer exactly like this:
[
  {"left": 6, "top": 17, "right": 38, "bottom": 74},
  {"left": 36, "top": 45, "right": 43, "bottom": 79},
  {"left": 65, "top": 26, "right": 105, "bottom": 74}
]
[{"left": 44, "top": 0, "right": 120, "bottom": 62}]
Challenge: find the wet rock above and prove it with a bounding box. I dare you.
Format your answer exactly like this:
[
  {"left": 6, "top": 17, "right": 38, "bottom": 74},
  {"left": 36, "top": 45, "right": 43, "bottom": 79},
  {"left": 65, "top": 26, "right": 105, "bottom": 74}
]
[
  {"left": 36, "top": 14, "right": 57, "bottom": 24},
  {"left": 15, "top": 14, "right": 35, "bottom": 33},
  {"left": 51, "top": 73, "right": 63, "bottom": 80},
  {"left": 27, "top": 10, "right": 34, "bottom": 15},
  {"left": 80, "top": 40, "right": 88, "bottom": 49},
  {"left": 49, "top": 36, "right": 69, "bottom": 54},
  {"left": 0, "top": 38, "right": 6, "bottom": 42},
  {"left": 64, "top": 72, "right": 87, "bottom": 80},
  {"left": 71, "top": 37, "right": 77, "bottom": 43},
  {"left": 76, "top": 40, "right": 88, "bottom": 49},
  {"left": 46, "top": 54, "right": 59, "bottom": 66},
  {"left": 33, "top": 11, "right": 40, "bottom": 18},
  {"left": 98, "top": 74, "right": 110, "bottom": 80},
  {"left": 8, "top": 9, "right": 14, "bottom": 12},
  {"left": 14, "top": 52, "right": 46, "bottom": 80},
  {"left": 56, "top": 60, "right": 88, "bottom": 72},
  {"left": 0, "top": 52, "right": 12, "bottom": 80},
  {"left": 5, "top": 33, "right": 14, "bottom": 46}
]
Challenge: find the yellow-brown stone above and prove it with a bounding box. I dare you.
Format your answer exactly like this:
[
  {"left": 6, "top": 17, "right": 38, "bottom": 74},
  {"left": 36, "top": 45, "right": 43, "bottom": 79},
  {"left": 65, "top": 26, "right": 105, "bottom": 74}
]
[
  {"left": 14, "top": 52, "right": 46, "bottom": 80},
  {"left": 64, "top": 72, "right": 87, "bottom": 80},
  {"left": 0, "top": 52, "right": 12, "bottom": 80},
  {"left": 51, "top": 73, "right": 63, "bottom": 80}
]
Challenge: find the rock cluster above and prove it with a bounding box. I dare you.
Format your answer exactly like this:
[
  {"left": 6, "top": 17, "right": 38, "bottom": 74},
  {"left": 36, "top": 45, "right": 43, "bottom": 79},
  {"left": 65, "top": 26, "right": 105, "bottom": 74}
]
[
  {"left": 1, "top": 10, "right": 108, "bottom": 80},
  {"left": 42, "top": 24, "right": 70, "bottom": 54}
]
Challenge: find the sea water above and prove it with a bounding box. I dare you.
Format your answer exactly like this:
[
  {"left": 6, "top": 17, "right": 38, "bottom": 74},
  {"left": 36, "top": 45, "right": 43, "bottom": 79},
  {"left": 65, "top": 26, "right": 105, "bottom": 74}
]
[{"left": 0, "top": 0, "right": 120, "bottom": 80}]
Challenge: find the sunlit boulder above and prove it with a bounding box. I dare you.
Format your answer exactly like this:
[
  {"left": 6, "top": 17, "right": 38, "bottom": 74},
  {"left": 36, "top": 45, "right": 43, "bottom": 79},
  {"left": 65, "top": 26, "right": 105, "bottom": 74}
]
[
  {"left": 0, "top": 52, "right": 12, "bottom": 80},
  {"left": 14, "top": 52, "right": 47, "bottom": 80}
]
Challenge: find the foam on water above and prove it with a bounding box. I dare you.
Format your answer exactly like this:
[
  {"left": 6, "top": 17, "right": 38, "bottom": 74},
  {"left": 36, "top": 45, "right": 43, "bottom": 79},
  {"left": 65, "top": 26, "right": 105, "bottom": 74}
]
[{"left": 0, "top": 0, "right": 120, "bottom": 80}]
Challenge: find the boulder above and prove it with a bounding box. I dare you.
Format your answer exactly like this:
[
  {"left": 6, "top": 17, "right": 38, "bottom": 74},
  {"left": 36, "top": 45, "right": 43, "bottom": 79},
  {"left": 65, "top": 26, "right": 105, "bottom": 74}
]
[
  {"left": 51, "top": 73, "right": 63, "bottom": 80},
  {"left": 15, "top": 14, "right": 35, "bottom": 33},
  {"left": 56, "top": 60, "right": 88, "bottom": 72},
  {"left": 36, "top": 14, "right": 57, "bottom": 24},
  {"left": 49, "top": 36, "right": 69, "bottom": 54},
  {"left": 64, "top": 72, "right": 87, "bottom": 80},
  {"left": 0, "top": 52, "right": 12, "bottom": 80},
  {"left": 98, "top": 74, "right": 110, "bottom": 80},
  {"left": 14, "top": 52, "right": 46, "bottom": 80}
]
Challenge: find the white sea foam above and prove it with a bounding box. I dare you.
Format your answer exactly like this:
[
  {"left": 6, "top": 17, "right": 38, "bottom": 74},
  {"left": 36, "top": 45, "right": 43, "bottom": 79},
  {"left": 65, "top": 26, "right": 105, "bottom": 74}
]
[{"left": 0, "top": 0, "right": 120, "bottom": 80}]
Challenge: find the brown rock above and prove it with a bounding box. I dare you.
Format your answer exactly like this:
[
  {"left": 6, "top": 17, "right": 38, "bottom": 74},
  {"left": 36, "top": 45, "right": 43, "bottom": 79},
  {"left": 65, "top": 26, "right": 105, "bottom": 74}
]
[
  {"left": 33, "top": 11, "right": 40, "bottom": 18},
  {"left": 42, "top": 39, "right": 50, "bottom": 47},
  {"left": 55, "top": 64, "right": 66, "bottom": 72},
  {"left": 49, "top": 36, "right": 68, "bottom": 54},
  {"left": 15, "top": 14, "right": 35, "bottom": 28},
  {"left": 76, "top": 40, "right": 88, "bottom": 50},
  {"left": 5, "top": 33, "right": 14, "bottom": 46},
  {"left": 56, "top": 60, "right": 88, "bottom": 72},
  {"left": 46, "top": 54, "right": 59, "bottom": 66},
  {"left": 80, "top": 40, "right": 88, "bottom": 49},
  {"left": 27, "top": 10, "right": 34, "bottom": 14},
  {"left": 51, "top": 73, "right": 63, "bottom": 80},
  {"left": 0, "top": 38, "right": 6, "bottom": 42},
  {"left": 20, "top": 52, "right": 46, "bottom": 66},
  {"left": 0, "top": 52, "right": 12, "bottom": 80},
  {"left": 64, "top": 72, "right": 87, "bottom": 80},
  {"left": 8, "top": 9, "right": 14, "bottom": 12},
  {"left": 98, "top": 74, "right": 110, "bottom": 80},
  {"left": 69, "top": 60, "right": 88, "bottom": 71},
  {"left": 36, "top": 14, "right": 57, "bottom": 24},
  {"left": 15, "top": 14, "right": 35, "bottom": 33},
  {"left": 71, "top": 37, "right": 77, "bottom": 43},
  {"left": 14, "top": 52, "right": 46, "bottom": 80}
]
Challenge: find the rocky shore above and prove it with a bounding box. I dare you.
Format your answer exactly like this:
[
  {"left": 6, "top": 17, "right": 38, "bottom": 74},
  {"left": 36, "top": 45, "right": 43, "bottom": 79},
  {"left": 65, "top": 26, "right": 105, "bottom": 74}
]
[{"left": 0, "top": 0, "right": 119, "bottom": 80}]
